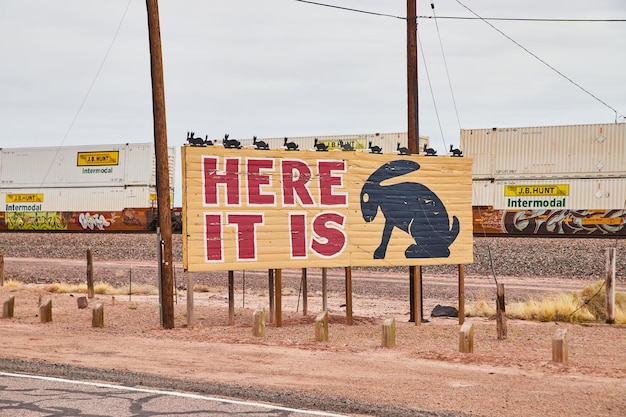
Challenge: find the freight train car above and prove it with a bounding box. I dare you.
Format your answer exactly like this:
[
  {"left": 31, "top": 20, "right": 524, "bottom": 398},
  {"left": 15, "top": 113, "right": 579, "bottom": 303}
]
[
  {"left": 0, "top": 143, "right": 176, "bottom": 232},
  {"left": 461, "top": 123, "right": 626, "bottom": 236}
]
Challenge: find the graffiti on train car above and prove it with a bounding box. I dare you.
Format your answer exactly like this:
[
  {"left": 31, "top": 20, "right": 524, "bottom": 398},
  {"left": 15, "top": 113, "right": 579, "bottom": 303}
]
[{"left": 473, "top": 206, "right": 626, "bottom": 236}]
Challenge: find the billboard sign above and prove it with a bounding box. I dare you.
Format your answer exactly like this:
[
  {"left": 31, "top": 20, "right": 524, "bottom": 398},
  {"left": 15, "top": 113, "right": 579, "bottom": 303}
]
[{"left": 182, "top": 146, "right": 473, "bottom": 272}]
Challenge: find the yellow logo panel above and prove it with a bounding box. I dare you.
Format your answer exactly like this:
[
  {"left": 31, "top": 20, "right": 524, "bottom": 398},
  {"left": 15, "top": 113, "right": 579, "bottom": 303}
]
[
  {"left": 77, "top": 151, "right": 119, "bottom": 166},
  {"left": 6, "top": 193, "right": 44, "bottom": 203},
  {"left": 504, "top": 184, "right": 569, "bottom": 197}
]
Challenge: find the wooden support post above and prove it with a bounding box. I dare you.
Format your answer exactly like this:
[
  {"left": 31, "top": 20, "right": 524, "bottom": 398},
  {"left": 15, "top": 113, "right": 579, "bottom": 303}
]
[
  {"left": 321, "top": 267, "right": 328, "bottom": 312},
  {"left": 411, "top": 266, "right": 422, "bottom": 325},
  {"left": 268, "top": 269, "right": 274, "bottom": 324},
  {"left": 315, "top": 311, "right": 329, "bottom": 342},
  {"left": 40, "top": 299, "right": 52, "bottom": 323},
  {"left": 605, "top": 248, "right": 616, "bottom": 324},
  {"left": 344, "top": 267, "right": 353, "bottom": 326},
  {"left": 301, "top": 268, "right": 308, "bottom": 316},
  {"left": 458, "top": 264, "right": 465, "bottom": 325},
  {"left": 459, "top": 321, "right": 474, "bottom": 353},
  {"left": 552, "top": 328, "right": 568, "bottom": 363},
  {"left": 77, "top": 296, "right": 88, "bottom": 309},
  {"left": 186, "top": 272, "right": 194, "bottom": 326},
  {"left": 275, "top": 269, "right": 282, "bottom": 327},
  {"left": 381, "top": 318, "right": 396, "bottom": 348},
  {"left": 228, "top": 270, "right": 234, "bottom": 326},
  {"left": 92, "top": 303, "right": 104, "bottom": 328},
  {"left": 2, "top": 295, "right": 14, "bottom": 319},
  {"left": 496, "top": 283, "right": 507, "bottom": 339},
  {"left": 86, "top": 249, "right": 94, "bottom": 299},
  {"left": 0, "top": 255, "right": 4, "bottom": 287},
  {"left": 252, "top": 309, "right": 266, "bottom": 337}
]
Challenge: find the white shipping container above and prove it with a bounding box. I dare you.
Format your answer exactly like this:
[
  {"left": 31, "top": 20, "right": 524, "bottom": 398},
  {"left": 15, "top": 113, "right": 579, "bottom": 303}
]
[
  {"left": 472, "top": 177, "right": 626, "bottom": 211},
  {"left": 0, "top": 143, "right": 175, "bottom": 188},
  {"left": 460, "top": 123, "right": 626, "bottom": 178},
  {"left": 2, "top": 185, "right": 158, "bottom": 212},
  {"left": 203, "top": 132, "right": 428, "bottom": 155}
]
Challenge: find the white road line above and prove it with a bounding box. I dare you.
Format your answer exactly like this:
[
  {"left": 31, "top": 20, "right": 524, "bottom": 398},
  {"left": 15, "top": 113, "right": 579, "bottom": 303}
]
[{"left": 0, "top": 371, "right": 348, "bottom": 417}]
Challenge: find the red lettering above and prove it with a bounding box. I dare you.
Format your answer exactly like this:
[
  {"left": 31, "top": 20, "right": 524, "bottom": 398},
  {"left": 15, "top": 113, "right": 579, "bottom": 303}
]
[
  {"left": 311, "top": 212, "right": 346, "bottom": 258},
  {"left": 247, "top": 158, "right": 275, "bottom": 205},
  {"left": 318, "top": 160, "right": 347, "bottom": 206},
  {"left": 281, "top": 160, "right": 314, "bottom": 206},
  {"left": 204, "top": 214, "right": 223, "bottom": 262},
  {"left": 227, "top": 213, "right": 264, "bottom": 260},
  {"left": 289, "top": 213, "right": 307, "bottom": 258},
  {"left": 203, "top": 157, "right": 240, "bottom": 206}
]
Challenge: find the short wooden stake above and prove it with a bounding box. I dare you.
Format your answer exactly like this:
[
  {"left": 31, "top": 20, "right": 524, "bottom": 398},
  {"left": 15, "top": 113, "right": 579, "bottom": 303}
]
[
  {"left": 186, "top": 273, "right": 194, "bottom": 326},
  {"left": 605, "top": 248, "right": 616, "bottom": 324},
  {"left": 228, "top": 270, "right": 235, "bottom": 326},
  {"left": 2, "top": 295, "right": 15, "bottom": 318},
  {"left": 0, "top": 255, "right": 4, "bottom": 287},
  {"left": 315, "top": 311, "right": 329, "bottom": 342},
  {"left": 40, "top": 299, "right": 52, "bottom": 323},
  {"left": 459, "top": 321, "right": 474, "bottom": 353},
  {"left": 344, "top": 267, "right": 353, "bottom": 326},
  {"left": 381, "top": 318, "right": 396, "bottom": 348},
  {"left": 252, "top": 308, "right": 266, "bottom": 337},
  {"left": 552, "top": 328, "right": 568, "bottom": 363},
  {"left": 86, "top": 249, "right": 94, "bottom": 299},
  {"left": 77, "top": 296, "right": 88, "bottom": 309},
  {"left": 92, "top": 303, "right": 104, "bottom": 328},
  {"left": 496, "top": 283, "right": 507, "bottom": 339}
]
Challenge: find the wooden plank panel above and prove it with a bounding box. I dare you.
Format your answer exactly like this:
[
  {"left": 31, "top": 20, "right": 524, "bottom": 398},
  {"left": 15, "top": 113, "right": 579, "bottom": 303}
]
[{"left": 182, "top": 146, "right": 473, "bottom": 271}]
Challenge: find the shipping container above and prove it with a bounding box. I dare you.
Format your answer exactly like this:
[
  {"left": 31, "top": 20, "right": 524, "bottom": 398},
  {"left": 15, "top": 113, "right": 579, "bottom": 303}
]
[
  {"left": 460, "top": 123, "right": 626, "bottom": 179},
  {"left": 0, "top": 143, "right": 175, "bottom": 232},
  {"left": 0, "top": 143, "right": 175, "bottom": 188},
  {"left": 462, "top": 123, "right": 626, "bottom": 236}
]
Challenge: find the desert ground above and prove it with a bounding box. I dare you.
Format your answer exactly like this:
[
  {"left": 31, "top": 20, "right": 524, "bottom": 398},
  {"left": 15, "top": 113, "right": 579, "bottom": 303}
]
[{"left": 0, "top": 233, "right": 625, "bottom": 417}]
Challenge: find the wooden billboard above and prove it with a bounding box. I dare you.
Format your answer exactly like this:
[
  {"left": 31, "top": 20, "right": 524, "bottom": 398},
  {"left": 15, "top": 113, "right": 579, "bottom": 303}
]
[{"left": 182, "top": 146, "right": 473, "bottom": 272}]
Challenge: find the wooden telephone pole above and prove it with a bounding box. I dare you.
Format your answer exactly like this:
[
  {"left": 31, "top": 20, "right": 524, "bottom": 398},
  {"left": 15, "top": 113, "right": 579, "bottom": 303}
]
[
  {"left": 146, "top": 0, "right": 174, "bottom": 329},
  {"left": 407, "top": 0, "right": 419, "bottom": 154}
]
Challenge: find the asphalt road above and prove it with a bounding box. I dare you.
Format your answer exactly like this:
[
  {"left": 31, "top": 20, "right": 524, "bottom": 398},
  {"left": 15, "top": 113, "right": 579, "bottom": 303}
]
[{"left": 0, "top": 372, "right": 350, "bottom": 417}]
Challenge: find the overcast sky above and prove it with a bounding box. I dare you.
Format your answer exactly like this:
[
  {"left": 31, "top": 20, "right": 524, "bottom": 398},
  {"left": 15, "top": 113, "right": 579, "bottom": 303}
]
[{"left": 1, "top": 0, "right": 624, "bottom": 204}]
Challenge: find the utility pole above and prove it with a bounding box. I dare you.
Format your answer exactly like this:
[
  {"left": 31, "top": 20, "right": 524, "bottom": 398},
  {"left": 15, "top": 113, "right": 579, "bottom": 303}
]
[
  {"left": 407, "top": 0, "right": 419, "bottom": 154},
  {"left": 146, "top": 0, "right": 174, "bottom": 329}
]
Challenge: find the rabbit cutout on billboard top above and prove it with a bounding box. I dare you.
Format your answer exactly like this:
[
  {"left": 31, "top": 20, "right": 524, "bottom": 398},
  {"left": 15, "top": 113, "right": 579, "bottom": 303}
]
[{"left": 360, "top": 160, "right": 460, "bottom": 259}]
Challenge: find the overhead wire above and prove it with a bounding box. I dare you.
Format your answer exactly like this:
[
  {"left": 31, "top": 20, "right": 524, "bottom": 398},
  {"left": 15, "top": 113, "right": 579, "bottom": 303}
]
[
  {"left": 454, "top": 0, "right": 624, "bottom": 122},
  {"left": 39, "top": 0, "right": 133, "bottom": 187}
]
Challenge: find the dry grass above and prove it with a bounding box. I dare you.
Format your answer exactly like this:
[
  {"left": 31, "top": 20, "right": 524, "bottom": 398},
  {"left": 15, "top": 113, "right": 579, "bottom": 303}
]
[
  {"left": 42, "top": 282, "right": 159, "bottom": 296},
  {"left": 468, "top": 280, "right": 626, "bottom": 324}
]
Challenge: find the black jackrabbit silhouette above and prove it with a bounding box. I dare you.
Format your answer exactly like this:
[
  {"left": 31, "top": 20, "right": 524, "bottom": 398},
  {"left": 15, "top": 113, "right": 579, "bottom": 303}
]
[
  {"left": 397, "top": 142, "right": 410, "bottom": 155},
  {"left": 360, "top": 160, "right": 459, "bottom": 259},
  {"left": 253, "top": 136, "right": 270, "bottom": 150},
  {"left": 187, "top": 132, "right": 205, "bottom": 146},
  {"left": 223, "top": 134, "right": 242, "bottom": 149},
  {"left": 284, "top": 137, "right": 299, "bottom": 151},
  {"left": 368, "top": 141, "right": 382, "bottom": 154},
  {"left": 423, "top": 143, "right": 437, "bottom": 156},
  {"left": 314, "top": 138, "right": 328, "bottom": 152},
  {"left": 450, "top": 144, "right": 463, "bottom": 157}
]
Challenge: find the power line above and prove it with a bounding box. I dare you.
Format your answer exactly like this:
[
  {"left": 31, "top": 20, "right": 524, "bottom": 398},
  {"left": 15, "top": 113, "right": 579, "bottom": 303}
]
[
  {"left": 454, "top": 0, "right": 624, "bottom": 120},
  {"left": 294, "top": 0, "right": 626, "bottom": 22}
]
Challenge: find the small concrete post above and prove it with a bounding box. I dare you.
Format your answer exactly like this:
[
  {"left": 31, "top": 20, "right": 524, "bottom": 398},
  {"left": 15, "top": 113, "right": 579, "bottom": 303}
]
[
  {"left": 2, "top": 295, "right": 15, "bottom": 318},
  {"left": 459, "top": 321, "right": 474, "bottom": 353},
  {"left": 252, "top": 308, "right": 266, "bottom": 337},
  {"left": 552, "top": 328, "right": 568, "bottom": 363},
  {"left": 381, "top": 318, "right": 396, "bottom": 348},
  {"left": 92, "top": 303, "right": 104, "bottom": 328},
  {"left": 315, "top": 311, "right": 329, "bottom": 342},
  {"left": 40, "top": 299, "right": 52, "bottom": 323},
  {"left": 77, "top": 296, "right": 88, "bottom": 309}
]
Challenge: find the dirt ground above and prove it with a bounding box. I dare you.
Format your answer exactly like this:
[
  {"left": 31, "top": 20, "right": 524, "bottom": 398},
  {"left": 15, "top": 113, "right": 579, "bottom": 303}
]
[{"left": 1, "top": 275, "right": 625, "bottom": 417}]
